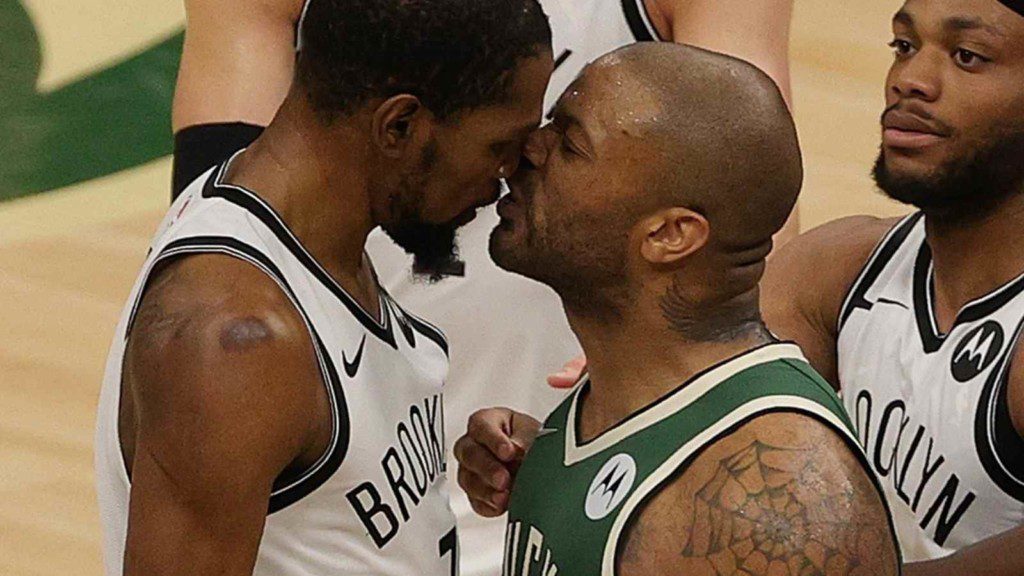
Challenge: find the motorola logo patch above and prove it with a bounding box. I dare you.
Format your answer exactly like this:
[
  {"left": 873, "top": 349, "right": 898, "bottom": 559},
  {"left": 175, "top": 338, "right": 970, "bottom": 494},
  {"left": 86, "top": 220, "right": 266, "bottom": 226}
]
[
  {"left": 951, "top": 321, "right": 1004, "bottom": 382},
  {"left": 585, "top": 453, "right": 637, "bottom": 521}
]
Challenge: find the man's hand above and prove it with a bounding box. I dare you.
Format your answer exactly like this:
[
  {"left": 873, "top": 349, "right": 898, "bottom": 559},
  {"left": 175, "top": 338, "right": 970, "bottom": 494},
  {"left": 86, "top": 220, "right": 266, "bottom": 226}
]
[{"left": 454, "top": 408, "right": 541, "bottom": 517}]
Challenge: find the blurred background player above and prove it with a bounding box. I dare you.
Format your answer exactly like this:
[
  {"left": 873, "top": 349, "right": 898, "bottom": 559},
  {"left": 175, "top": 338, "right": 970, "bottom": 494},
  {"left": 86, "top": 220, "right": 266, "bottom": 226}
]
[
  {"left": 171, "top": 0, "right": 795, "bottom": 573},
  {"left": 490, "top": 42, "right": 899, "bottom": 576},
  {"left": 95, "top": 1, "right": 553, "bottom": 574}
]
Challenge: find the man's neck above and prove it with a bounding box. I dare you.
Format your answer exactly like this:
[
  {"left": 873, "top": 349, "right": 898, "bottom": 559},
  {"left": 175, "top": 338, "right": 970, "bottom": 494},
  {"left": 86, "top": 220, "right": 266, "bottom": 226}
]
[
  {"left": 225, "top": 96, "right": 381, "bottom": 317},
  {"left": 926, "top": 194, "right": 1024, "bottom": 332},
  {"left": 567, "top": 301, "right": 769, "bottom": 443}
]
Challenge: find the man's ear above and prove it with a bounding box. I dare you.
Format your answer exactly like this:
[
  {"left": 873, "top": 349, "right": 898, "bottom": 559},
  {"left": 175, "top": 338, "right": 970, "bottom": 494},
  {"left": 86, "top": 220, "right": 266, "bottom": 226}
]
[
  {"left": 638, "top": 207, "right": 709, "bottom": 265},
  {"left": 372, "top": 94, "right": 427, "bottom": 157}
]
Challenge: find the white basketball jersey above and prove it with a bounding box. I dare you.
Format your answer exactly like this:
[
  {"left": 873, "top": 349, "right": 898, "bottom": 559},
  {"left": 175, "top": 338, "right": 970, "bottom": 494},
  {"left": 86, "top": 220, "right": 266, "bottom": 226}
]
[
  {"left": 363, "top": 2, "right": 664, "bottom": 574},
  {"left": 96, "top": 159, "right": 459, "bottom": 576},
  {"left": 838, "top": 213, "right": 1024, "bottom": 562}
]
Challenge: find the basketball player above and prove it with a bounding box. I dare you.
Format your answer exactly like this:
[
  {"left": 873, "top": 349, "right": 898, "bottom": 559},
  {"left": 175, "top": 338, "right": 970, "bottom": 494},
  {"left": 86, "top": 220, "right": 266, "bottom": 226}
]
[
  {"left": 94, "top": 1, "right": 553, "bottom": 575},
  {"left": 461, "top": 0, "right": 1024, "bottom": 572},
  {"left": 761, "top": 0, "right": 1024, "bottom": 572},
  {"left": 478, "top": 43, "right": 900, "bottom": 575},
  {"left": 171, "top": 1, "right": 795, "bottom": 573}
]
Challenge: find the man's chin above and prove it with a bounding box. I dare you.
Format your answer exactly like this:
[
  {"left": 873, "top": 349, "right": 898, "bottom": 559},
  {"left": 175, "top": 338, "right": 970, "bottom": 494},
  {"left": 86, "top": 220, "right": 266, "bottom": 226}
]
[{"left": 487, "top": 225, "right": 528, "bottom": 275}]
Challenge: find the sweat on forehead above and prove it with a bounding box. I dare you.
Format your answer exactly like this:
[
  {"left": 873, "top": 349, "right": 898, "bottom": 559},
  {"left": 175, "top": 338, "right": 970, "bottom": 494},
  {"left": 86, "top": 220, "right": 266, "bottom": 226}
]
[{"left": 564, "top": 64, "right": 664, "bottom": 135}]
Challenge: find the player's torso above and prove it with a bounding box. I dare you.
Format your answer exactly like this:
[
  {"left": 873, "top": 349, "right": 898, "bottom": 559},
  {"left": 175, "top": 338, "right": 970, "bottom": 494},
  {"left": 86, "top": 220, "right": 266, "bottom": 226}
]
[
  {"left": 504, "top": 343, "right": 866, "bottom": 576},
  {"left": 838, "top": 213, "right": 1024, "bottom": 561},
  {"left": 95, "top": 160, "right": 458, "bottom": 576}
]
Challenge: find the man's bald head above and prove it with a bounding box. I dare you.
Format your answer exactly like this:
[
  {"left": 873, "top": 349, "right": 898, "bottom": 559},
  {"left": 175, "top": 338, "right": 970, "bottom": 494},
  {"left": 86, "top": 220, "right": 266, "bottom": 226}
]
[
  {"left": 491, "top": 43, "right": 803, "bottom": 335},
  {"left": 589, "top": 43, "right": 802, "bottom": 251}
]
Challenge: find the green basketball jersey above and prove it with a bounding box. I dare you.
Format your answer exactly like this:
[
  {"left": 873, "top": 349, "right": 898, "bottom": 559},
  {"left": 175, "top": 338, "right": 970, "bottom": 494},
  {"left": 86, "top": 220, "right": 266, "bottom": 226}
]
[{"left": 503, "top": 342, "right": 871, "bottom": 576}]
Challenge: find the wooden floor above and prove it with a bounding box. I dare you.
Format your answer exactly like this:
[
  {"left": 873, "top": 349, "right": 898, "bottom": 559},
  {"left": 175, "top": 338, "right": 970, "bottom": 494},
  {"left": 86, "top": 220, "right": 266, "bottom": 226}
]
[{"left": 0, "top": 0, "right": 907, "bottom": 574}]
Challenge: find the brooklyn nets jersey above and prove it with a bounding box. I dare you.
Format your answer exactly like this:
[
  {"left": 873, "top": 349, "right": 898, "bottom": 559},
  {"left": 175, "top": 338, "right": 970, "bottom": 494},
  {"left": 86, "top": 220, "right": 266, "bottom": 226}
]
[
  {"left": 95, "top": 157, "right": 459, "bottom": 576},
  {"left": 363, "top": 2, "right": 666, "bottom": 574},
  {"left": 838, "top": 212, "right": 1024, "bottom": 561},
  {"left": 503, "top": 343, "right": 892, "bottom": 575}
]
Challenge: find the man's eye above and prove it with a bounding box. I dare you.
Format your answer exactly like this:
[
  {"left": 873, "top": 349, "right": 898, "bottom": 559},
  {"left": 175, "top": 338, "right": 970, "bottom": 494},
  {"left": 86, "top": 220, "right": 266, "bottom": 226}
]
[
  {"left": 954, "top": 48, "right": 989, "bottom": 69},
  {"left": 888, "top": 38, "right": 914, "bottom": 57}
]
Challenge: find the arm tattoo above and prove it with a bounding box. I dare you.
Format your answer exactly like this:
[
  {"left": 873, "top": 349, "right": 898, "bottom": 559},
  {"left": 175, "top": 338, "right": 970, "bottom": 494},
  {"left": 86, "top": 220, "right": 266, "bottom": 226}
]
[{"left": 678, "top": 438, "right": 893, "bottom": 575}]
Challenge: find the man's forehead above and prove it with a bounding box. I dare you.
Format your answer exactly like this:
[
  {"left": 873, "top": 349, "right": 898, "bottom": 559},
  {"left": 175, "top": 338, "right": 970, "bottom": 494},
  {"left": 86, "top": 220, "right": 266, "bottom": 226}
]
[{"left": 557, "top": 66, "right": 663, "bottom": 137}]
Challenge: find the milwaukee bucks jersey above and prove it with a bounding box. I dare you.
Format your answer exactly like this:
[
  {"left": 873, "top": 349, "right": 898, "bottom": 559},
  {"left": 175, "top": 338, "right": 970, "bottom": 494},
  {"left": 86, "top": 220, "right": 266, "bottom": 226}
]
[{"left": 503, "top": 343, "right": 888, "bottom": 576}]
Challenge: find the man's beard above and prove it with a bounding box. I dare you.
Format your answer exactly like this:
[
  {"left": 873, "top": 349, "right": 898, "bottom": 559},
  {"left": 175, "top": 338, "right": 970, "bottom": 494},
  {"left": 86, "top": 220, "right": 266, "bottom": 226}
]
[
  {"left": 873, "top": 126, "right": 1024, "bottom": 222},
  {"left": 384, "top": 219, "right": 462, "bottom": 282},
  {"left": 492, "top": 206, "right": 630, "bottom": 317},
  {"left": 381, "top": 140, "right": 464, "bottom": 283}
]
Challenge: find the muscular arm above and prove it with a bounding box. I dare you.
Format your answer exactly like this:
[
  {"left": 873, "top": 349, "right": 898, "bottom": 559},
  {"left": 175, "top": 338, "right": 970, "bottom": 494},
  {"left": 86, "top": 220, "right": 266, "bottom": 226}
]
[
  {"left": 761, "top": 216, "right": 897, "bottom": 387},
  {"left": 121, "top": 255, "right": 325, "bottom": 575},
  {"left": 618, "top": 412, "right": 900, "bottom": 575},
  {"left": 173, "top": 0, "right": 304, "bottom": 131}
]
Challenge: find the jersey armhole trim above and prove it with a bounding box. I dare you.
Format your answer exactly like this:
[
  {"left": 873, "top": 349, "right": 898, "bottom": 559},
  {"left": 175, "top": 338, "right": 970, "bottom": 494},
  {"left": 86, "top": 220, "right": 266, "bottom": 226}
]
[
  {"left": 838, "top": 212, "right": 923, "bottom": 333},
  {"left": 203, "top": 156, "right": 399, "bottom": 350},
  {"left": 122, "top": 235, "right": 350, "bottom": 514},
  {"left": 621, "top": 0, "right": 664, "bottom": 42},
  {"left": 603, "top": 397, "right": 902, "bottom": 576},
  {"left": 976, "top": 314, "right": 1024, "bottom": 502}
]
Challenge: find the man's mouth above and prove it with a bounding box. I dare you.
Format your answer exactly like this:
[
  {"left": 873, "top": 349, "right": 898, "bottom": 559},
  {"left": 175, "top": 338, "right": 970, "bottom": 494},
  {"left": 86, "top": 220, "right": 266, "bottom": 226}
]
[{"left": 882, "top": 109, "right": 950, "bottom": 151}]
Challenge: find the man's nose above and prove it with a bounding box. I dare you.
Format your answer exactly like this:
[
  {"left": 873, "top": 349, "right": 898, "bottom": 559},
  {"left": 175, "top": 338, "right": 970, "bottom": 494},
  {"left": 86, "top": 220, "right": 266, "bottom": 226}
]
[{"left": 522, "top": 126, "right": 556, "bottom": 169}]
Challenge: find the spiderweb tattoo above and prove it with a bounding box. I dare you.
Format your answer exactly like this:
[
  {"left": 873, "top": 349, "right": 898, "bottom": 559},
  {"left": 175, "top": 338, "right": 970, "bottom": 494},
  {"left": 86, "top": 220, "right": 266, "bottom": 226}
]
[{"left": 677, "top": 439, "right": 892, "bottom": 575}]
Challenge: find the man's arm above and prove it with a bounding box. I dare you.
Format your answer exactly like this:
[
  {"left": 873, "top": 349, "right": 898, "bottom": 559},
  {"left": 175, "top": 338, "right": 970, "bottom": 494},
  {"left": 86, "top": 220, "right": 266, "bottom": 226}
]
[
  {"left": 171, "top": 0, "right": 303, "bottom": 196},
  {"left": 761, "top": 216, "right": 896, "bottom": 387},
  {"left": 651, "top": 0, "right": 793, "bottom": 105},
  {"left": 121, "top": 255, "right": 324, "bottom": 575},
  {"left": 618, "top": 412, "right": 900, "bottom": 575},
  {"left": 173, "top": 0, "right": 304, "bottom": 131}
]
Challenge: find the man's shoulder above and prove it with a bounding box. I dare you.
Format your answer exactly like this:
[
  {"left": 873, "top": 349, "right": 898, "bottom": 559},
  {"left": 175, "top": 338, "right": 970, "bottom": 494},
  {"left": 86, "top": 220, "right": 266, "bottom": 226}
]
[
  {"left": 126, "top": 252, "right": 323, "bottom": 425},
  {"left": 618, "top": 410, "right": 900, "bottom": 574},
  {"left": 779, "top": 215, "right": 903, "bottom": 273}
]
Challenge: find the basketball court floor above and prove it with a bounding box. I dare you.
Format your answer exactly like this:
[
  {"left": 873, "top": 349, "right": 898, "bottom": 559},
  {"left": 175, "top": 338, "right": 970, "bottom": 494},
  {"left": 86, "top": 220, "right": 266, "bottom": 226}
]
[{"left": 0, "top": 1, "right": 908, "bottom": 574}]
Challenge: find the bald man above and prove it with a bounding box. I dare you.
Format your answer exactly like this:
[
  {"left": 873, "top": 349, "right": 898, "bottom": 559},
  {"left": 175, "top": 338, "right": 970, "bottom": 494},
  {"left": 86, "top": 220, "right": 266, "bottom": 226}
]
[{"left": 472, "top": 43, "right": 900, "bottom": 575}]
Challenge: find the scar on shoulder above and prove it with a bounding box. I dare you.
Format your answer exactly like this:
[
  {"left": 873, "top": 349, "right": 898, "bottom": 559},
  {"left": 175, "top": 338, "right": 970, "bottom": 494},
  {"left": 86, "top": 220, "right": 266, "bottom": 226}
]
[{"left": 219, "top": 316, "right": 275, "bottom": 352}]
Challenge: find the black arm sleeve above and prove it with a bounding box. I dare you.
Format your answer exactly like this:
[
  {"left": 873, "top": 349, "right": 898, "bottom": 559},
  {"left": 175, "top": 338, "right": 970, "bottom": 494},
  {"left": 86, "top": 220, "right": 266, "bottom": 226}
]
[{"left": 171, "top": 122, "right": 266, "bottom": 200}]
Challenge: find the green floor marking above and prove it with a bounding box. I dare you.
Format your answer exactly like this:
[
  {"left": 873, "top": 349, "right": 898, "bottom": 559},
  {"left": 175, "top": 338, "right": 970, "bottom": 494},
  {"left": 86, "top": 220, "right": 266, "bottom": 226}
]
[{"left": 0, "top": 0, "right": 182, "bottom": 202}]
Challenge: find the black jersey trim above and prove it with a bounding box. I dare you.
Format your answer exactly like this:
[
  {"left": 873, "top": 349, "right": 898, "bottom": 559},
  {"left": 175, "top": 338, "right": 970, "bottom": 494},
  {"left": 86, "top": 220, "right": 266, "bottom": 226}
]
[
  {"left": 571, "top": 340, "right": 792, "bottom": 451},
  {"left": 838, "top": 213, "right": 923, "bottom": 332},
  {"left": 130, "top": 235, "right": 350, "bottom": 514},
  {"left": 401, "top": 307, "right": 450, "bottom": 356},
  {"left": 913, "top": 241, "right": 1024, "bottom": 354},
  {"left": 202, "top": 156, "right": 398, "bottom": 349},
  {"left": 912, "top": 244, "right": 944, "bottom": 353},
  {"left": 612, "top": 406, "right": 903, "bottom": 574},
  {"left": 620, "top": 0, "right": 663, "bottom": 42},
  {"left": 975, "top": 315, "right": 1024, "bottom": 502}
]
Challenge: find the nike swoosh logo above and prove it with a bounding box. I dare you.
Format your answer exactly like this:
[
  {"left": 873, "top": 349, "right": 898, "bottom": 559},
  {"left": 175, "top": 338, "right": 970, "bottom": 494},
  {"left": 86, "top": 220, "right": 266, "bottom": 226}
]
[
  {"left": 535, "top": 427, "right": 559, "bottom": 438},
  {"left": 342, "top": 335, "right": 366, "bottom": 378}
]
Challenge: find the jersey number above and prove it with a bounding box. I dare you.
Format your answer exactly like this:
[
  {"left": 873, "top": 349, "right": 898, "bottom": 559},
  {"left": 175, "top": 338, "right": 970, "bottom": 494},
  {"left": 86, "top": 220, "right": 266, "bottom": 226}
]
[{"left": 438, "top": 527, "right": 458, "bottom": 576}]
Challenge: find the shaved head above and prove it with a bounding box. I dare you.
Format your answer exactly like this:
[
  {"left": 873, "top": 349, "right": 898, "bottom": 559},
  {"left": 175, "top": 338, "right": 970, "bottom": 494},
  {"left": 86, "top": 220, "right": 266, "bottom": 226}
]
[
  {"left": 492, "top": 43, "right": 802, "bottom": 339},
  {"left": 592, "top": 43, "right": 802, "bottom": 251}
]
